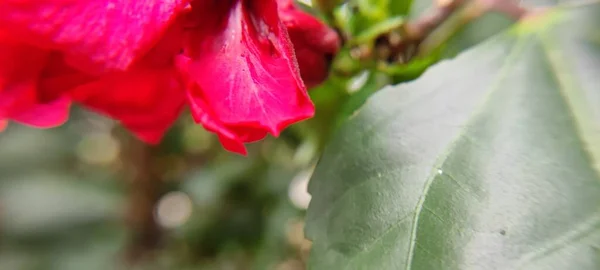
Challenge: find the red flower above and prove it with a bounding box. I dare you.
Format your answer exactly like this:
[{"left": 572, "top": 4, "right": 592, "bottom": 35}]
[
  {"left": 0, "top": 0, "right": 189, "bottom": 131},
  {"left": 0, "top": 0, "right": 339, "bottom": 155}
]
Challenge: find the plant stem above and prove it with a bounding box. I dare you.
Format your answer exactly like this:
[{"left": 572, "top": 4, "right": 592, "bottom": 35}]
[
  {"left": 481, "top": 0, "right": 527, "bottom": 19},
  {"left": 404, "top": 0, "right": 467, "bottom": 43},
  {"left": 124, "top": 138, "right": 164, "bottom": 264},
  {"left": 408, "top": 0, "right": 527, "bottom": 58}
]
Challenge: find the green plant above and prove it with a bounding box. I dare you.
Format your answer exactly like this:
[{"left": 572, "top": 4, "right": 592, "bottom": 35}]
[{"left": 306, "top": 0, "right": 600, "bottom": 269}]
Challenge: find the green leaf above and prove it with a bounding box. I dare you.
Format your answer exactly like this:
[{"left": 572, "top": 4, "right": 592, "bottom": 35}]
[
  {"left": 356, "top": 0, "right": 389, "bottom": 19},
  {"left": 306, "top": 4, "right": 600, "bottom": 270},
  {"left": 336, "top": 71, "right": 390, "bottom": 127},
  {"left": 389, "top": 0, "right": 413, "bottom": 16},
  {"left": 352, "top": 16, "right": 405, "bottom": 45}
]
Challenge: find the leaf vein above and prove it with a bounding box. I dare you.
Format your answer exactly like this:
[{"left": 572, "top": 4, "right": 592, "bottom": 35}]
[
  {"left": 540, "top": 32, "right": 600, "bottom": 178},
  {"left": 403, "top": 37, "right": 530, "bottom": 270},
  {"left": 343, "top": 212, "right": 413, "bottom": 269},
  {"left": 516, "top": 210, "right": 600, "bottom": 268}
]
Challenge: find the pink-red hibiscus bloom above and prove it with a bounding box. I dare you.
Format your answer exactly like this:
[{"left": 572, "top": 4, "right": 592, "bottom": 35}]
[{"left": 0, "top": 0, "right": 340, "bottom": 155}]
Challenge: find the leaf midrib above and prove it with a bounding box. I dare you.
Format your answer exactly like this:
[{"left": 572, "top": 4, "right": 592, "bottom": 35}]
[
  {"left": 334, "top": 34, "right": 528, "bottom": 270},
  {"left": 402, "top": 36, "right": 530, "bottom": 270},
  {"left": 508, "top": 25, "right": 600, "bottom": 268},
  {"left": 539, "top": 30, "right": 600, "bottom": 178}
]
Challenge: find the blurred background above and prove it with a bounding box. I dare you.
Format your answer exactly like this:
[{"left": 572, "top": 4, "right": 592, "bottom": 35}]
[
  {"left": 0, "top": 0, "right": 530, "bottom": 269},
  {"left": 0, "top": 107, "right": 319, "bottom": 270}
]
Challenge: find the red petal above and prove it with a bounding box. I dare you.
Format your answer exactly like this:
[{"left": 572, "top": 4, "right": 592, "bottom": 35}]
[
  {"left": 0, "top": 120, "right": 6, "bottom": 131},
  {"left": 71, "top": 68, "right": 185, "bottom": 144},
  {"left": 185, "top": 87, "right": 251, "bottom": 155},
  {"left": 67, "top": 19, "right": 186, "bottom": 144},
  {"left": 184, "top": 0, "right": 314, "bottom": 154},
  {"left": 0, "top": 31, "right": 73, "bottom": 128},
  {"left": 277, "top": 0, "right": 340, "bottom": 87},
  {"left": 10, "top": 97, "right": 70, "bottom": 128},
  {"left": 0, "top": 39, "right": 47, "bottom": 115},
  {"left": 0, "top": 38, "right": 70, "bottom": 128},
  {"left": 0, "top": 0, "right": 190, "bottom": 73},
  {"left": 36, "top": 53, "right": 95, "bottom": 104}
]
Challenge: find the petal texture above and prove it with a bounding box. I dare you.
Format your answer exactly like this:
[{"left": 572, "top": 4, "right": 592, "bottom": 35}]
[
  {"left": 0, "top": 0, "right": 190, "bottom": 73},
  {"left": 184, "top": 0, "right": 314, "bottom": 154},
  {"left": 70, "top": 22, "right": 187, "bottom": 143}
]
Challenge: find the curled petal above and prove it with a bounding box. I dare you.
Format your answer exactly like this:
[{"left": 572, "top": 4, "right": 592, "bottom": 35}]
[
  {"left": 0, "top": 0, "right": 190, "bottom": 73},
  {"left": 0, "top": 38, "right": 69, "bottom": 128},
  {"left": 277, "top": 0, "right": 340, "bottom": 87},
  {"left": 184, "top": 0, "right": 314, "bottom": 154},
  {"left": 10, "top": 97, "right": 70, "bottom": 128},
  {"left": 0, "top": 40, "right": 48, "bottom": 116},
  {"left": 184, "top": 87, "right": 260, "bottom": 155},
  {"left": 38, "top": 53, "right": 95, "bottom": 102}
]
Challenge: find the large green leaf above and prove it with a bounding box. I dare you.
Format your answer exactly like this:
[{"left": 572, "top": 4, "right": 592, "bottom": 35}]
[{"left": 306, "top": 3, "right": 600, "bottom": 270}]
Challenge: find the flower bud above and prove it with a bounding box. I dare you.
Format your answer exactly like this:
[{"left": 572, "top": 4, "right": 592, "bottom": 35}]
[{"left": 278, "top": 0, "right": 341, "bottom": 88}]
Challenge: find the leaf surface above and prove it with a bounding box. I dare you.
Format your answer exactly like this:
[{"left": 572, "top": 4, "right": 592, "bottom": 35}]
[{"left": 306, "top": 4, "right": 600, "bottom": 270}]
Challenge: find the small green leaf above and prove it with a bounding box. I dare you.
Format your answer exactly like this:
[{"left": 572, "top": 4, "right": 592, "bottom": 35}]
[
  {"left": 353, "top": 16, "right": 405, "bottom": 45},
  {"left": 356, "top": 0, "right": 390, "bottom": 19},
  {"left": 389, "top": 0, "right": 414, "bottom": 16},
  {"left": 307, "top": 3, "right": 600, "bottom": 270}
]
